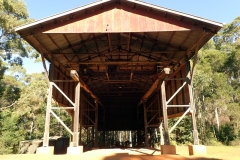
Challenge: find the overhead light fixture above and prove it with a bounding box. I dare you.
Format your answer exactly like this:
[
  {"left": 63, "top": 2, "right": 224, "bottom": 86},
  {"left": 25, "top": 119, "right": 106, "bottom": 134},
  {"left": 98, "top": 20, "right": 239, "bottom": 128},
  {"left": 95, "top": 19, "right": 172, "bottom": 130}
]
[
  {"left": 84, "top": 68, "right": 87, "bottom": 74},
  {"left": 164, "top": 68, "right": 171, "bottom": 74},
  {"left": 70, "top": 70, "right": 79, "bottom": 82}
]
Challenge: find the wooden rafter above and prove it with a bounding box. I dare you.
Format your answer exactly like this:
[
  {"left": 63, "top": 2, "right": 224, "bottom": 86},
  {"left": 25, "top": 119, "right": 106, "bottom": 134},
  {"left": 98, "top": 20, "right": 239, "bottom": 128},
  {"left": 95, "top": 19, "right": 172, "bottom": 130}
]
[
  {"left": 76, "top": 61, "right": 163, "bottom": 65},
  {"left": 179, "top": 31, "right": 193, "bottom": 48},
  {"left": 107, "top": 33, "right": 112, "bottom": 52},
  {"left": 127, "top": 33, "right": 131, "bottom": 51},
  {"left": 63, "top": 34, "right": 76, "bottom": 53}
]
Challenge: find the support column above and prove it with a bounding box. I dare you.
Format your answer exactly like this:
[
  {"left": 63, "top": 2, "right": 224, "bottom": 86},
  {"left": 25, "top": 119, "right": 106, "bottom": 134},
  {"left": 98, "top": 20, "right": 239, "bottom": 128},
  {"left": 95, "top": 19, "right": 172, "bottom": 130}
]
[
  {"left": 160, "top": 81, "right": 176, "bottom": 155},
  {"left": 37, "top": 82, "right": 54, "bottom": 154},
  {"left": 157, "top": 91, "right": 164, "bottom": 145},
  {"left": 94, "top": 100, "right": 99, "bottom": 148},
  {"left": 129, "top": 131, "right": 132, "bottom": 147},
  {"left": 79, "top": 90, "right": 83, "bottom": 145},
  {"left": 103, "top": 106, "right": 106, "bottom": 147},
  {"left": 67, "top": 81, "right": 83, "bottom": 155},
  {"left": 43, "top": 84, "right": 52, "bottom": 147},
  {"left": 143, "top": 102, "right": 149, "bottom": 147},
  {"left": 161, "top": 81, "right": 170, "bottom": 145},
  {"left": 186, "top": 61, "right": 199, "bottom": 145},
  {"left": 73, "top": 82, "right": 80, "bottom": 147}
]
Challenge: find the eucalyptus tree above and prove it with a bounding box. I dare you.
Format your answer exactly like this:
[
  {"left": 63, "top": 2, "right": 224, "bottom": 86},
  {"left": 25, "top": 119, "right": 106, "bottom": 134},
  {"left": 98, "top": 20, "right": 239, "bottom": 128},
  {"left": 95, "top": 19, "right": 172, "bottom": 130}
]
[{"left": 193, "top": 17, "right": 240, "bottom": 145}]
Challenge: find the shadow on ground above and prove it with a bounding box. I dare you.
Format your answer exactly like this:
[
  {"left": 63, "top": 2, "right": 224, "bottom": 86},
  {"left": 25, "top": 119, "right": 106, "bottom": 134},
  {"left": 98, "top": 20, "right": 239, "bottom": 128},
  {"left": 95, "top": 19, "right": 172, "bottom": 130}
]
[{"left": 102, "top": 152, "right": 221, "bottom": 160}]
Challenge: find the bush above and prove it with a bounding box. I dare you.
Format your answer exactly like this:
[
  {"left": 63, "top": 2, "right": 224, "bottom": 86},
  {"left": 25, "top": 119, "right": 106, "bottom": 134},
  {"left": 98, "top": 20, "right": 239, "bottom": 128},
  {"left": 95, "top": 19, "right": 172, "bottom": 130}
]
[{"left": 229, "top": 139, "right": 240, "bottom": 146}]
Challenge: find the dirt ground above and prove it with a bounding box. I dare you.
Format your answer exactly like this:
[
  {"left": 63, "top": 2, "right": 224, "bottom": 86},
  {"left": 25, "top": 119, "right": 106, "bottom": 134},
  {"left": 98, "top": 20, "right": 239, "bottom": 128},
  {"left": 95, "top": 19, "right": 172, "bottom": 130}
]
[{"left": 0, "top": 148, "right": 220, "bottom": 160}]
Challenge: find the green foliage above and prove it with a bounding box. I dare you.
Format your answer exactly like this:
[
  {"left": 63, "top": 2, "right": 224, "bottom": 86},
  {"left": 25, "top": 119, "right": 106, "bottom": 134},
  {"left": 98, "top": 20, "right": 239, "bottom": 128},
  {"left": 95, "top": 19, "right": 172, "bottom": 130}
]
[
  {"left": 169, "top": 116, "right": 193, "bottom": 145},
  {"left": 215, "top": 125, "right": 236, "bottom": 145},
  {"left": 0, "top": 115, "right": 25, "bottom": 154},
  {"left": 194, "top": 16, "right": 240, "bottom": 146},
  {"left": 0, "top": 72, "right": 47, "bottom": 154},
  {"left": 0, "top": 0, "right": 31, "bottom": 63}
]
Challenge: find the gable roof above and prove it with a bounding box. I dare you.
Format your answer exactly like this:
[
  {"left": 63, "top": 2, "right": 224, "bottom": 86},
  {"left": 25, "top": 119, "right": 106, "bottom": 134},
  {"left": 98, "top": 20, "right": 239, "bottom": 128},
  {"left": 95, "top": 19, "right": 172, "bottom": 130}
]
[
  {"left": 16, "top": 0, "right": 222, "bottom": 33},
  {"left": 15, "top": 0, "right": 223, "bottom": 110}
]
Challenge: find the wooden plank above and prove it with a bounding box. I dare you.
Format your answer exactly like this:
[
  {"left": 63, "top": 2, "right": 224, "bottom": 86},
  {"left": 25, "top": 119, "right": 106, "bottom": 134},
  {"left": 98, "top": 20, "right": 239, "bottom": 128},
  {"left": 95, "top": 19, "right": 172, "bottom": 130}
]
[
  {"left": 41, "top": 4, "right": 200, "bottom": 34},
  {"left": 175, "top": 69, "right": 184, "bottom": 113},
  {"left": 173, "top": 76, "right": 179, "bottom": 114}
]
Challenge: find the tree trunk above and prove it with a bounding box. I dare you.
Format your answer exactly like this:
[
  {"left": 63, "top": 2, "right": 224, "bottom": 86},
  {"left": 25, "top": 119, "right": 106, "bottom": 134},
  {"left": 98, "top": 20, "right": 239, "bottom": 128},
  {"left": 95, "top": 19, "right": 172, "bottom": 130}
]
[{"left": 215, "top": 106, "right": 220, "bottom": 130}]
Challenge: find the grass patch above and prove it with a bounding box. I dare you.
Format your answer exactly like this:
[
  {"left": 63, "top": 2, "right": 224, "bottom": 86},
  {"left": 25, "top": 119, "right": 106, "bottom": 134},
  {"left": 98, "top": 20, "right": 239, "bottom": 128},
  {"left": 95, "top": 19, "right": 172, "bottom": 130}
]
[{"left": 176, "top": 145, "right": 240, "bottom": 160}]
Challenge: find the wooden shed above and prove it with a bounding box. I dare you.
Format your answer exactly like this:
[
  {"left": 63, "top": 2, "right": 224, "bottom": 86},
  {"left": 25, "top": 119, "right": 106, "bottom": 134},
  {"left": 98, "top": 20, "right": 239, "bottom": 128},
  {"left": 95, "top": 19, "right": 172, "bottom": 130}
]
[{"left": 16, "top": 0, "right": 222, "bottom": 150}]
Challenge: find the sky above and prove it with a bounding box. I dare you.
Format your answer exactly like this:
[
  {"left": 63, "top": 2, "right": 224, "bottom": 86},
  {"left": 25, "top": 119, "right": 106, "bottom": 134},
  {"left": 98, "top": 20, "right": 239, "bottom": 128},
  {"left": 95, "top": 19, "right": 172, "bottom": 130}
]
[{"left": 22, "top": 0, "right": 240, "bottom": 74}]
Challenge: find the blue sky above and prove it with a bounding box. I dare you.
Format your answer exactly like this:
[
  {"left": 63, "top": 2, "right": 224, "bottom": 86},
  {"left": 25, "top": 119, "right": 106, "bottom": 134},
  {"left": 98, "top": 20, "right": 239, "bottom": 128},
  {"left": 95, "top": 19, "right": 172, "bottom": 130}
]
[{"left": 22, "top": 0, "right": 240, "bottom": 73}]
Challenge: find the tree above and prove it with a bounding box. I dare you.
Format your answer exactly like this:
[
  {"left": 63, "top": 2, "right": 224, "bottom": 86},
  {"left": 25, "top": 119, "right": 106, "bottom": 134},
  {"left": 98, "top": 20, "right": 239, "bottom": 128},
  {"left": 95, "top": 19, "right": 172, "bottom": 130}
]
[
  {"left": 193, "top": 16, "right": 240, "bottom": 145},
  {"left": 0, "top": 0, "right": 36, "bottom": 153},
  {"left": 0, "top": 0, "right": 32, "bottom": 64}
]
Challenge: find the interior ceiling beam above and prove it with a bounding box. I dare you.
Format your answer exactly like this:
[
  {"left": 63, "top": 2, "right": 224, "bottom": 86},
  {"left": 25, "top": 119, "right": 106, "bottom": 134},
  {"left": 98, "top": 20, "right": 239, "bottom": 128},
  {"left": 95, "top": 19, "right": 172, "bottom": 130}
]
[
  {"left": 139, "top": 31, "right": 208, "bottom": 106},
  {"left": 47, "top": 34, "right": 61, "bottom": 52},
  {"left": 51, "top": 51, "right": 178, "bottom": 55},
  {"left": 47, "top": 34, "right": 77, "bottom": 66},
  {"left": 107, "top": 33, "right": 112, "bottom": 52},
  {"left": 104, "top": 80, "right": 138, "bottom": 84},
  {"left": 132, "top": 32, "right": 187, "bottom": 51},
  {"left": 145, "top": 32, "right": 163, "bottom": 51},
  {"left": 31, "top": 36, "right": 104, "bottom": 107},
  {"left": 140, "top": 32, "right": 145, "bottom": 52},
  {"left": 162, "top": 31, "right": 175, "bottom": 50},
  {"left": 63, "top": 34, "right": 76, "bottom": 53},
  {"left": 50, "top": 33, "right": 101, "bottom": 53},
  {"left": 96, "top": 90, "right": 145, "bottom": 94},
  {"left": 93, "top": 34, "right": 103, "bottom": 62},
  {"left": 179, "top": 31, "right": 193, "bottom": 47},
  {"left": 76, "top": 61, "right": 163, "bottom": 65},
  {"left": 79, "top": 34, "right": 90, "bottom": 53},
  {"left": 127, "top": 33, "right": 131, "bottom": 51}
]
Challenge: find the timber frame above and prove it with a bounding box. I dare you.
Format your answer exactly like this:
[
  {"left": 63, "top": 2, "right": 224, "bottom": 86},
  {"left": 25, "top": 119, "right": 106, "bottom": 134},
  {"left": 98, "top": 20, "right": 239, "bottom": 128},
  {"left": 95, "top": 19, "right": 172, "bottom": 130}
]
[{"left": 16, "top": 0, "right": 222, "bottom": 150}]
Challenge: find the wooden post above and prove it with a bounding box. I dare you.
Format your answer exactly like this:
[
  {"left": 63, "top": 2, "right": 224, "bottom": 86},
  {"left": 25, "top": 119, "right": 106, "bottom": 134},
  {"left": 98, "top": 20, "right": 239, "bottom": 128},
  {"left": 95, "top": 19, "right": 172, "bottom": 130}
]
[
  {"left": 186, "top": 61, "right": 199, "bottom": 145},
  {"left": 79, "top": 90, "right": 83, "bottom": 145},
  {"left": 43, "top": 84, "right": 52, "bottom": 147},
  {"left": 43, "top": 58, "right": 54, "bottom": 147},
  {"left": 143, "top": 102, "right": 149, "bottom": 147},
  {"left": 161, "top": 81, "right": 170, "bottom": 145},
  {"left": 103, "top": 106, "right": 106, "bottom": 147},
  {"left": 72, "top": 82, "right": 80, "bottom": 147},
  {"left": 94, "top": 100, "right": 99, "bottom": 148}
]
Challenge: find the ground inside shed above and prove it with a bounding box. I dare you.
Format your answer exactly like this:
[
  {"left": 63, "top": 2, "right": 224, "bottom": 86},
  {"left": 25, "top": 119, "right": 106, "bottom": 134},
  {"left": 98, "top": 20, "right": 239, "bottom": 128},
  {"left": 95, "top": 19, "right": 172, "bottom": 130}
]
[{"left": 0, "top": 148, "right": 220, "bottom": 160}]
